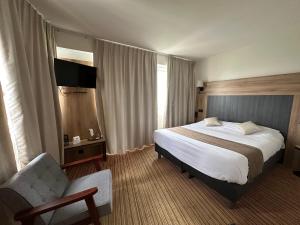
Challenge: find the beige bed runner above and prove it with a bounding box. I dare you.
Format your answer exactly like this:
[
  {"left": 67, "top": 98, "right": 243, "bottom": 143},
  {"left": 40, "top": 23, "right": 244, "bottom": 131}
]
[{"left": 169, "top": 127, "right": 264, "bottom": 181}]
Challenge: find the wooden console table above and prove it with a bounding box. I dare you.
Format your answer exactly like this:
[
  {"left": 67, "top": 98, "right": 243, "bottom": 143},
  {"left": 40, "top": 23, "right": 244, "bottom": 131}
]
[
  {"left": 293, "top": 145, "right": 300, "bottom": 177},
  {"left": 64, "top": 138, "right": 106, "bottom": 163}
]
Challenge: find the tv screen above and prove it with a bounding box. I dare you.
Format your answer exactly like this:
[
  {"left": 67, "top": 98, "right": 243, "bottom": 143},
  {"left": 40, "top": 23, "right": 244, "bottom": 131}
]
[{"left": 54, "top": 58, "right": 96, "bottom": 88}]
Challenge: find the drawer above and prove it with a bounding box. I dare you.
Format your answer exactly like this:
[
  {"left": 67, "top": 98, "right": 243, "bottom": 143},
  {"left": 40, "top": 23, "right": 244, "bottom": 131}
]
[{"left": 64, "top": 142, "right": 106, "bottom": 163}]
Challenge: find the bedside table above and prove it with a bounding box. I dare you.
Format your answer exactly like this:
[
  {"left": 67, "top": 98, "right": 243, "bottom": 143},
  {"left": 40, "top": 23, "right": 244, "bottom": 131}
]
[
  {"left": 64, "top": 138, "right": 106, "bottom": 163},
  {"left": 293, "top": 145, "right": 300, "bottom": 177}
]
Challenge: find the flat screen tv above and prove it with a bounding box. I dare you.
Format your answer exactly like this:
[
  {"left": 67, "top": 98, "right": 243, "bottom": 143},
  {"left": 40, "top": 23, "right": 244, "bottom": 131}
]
[{"left": 54, "top": 58, "right": 96, "bottom": 88}]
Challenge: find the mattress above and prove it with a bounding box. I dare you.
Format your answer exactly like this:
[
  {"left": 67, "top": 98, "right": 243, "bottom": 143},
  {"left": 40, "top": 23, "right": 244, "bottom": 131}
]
[{"left": 153, "top": 121, "right": 284, "bottom": 185}]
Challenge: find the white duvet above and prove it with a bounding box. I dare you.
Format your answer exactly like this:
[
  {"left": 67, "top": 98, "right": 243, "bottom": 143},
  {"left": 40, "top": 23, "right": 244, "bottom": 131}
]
[{"left": 153, "top": 121, "right": 284, "bottom": 185}]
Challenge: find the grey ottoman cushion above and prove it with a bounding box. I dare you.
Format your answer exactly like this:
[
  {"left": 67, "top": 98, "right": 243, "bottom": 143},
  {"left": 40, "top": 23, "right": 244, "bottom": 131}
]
[{"left": 50, "top": 169, "right": 112, "bottom": 225}]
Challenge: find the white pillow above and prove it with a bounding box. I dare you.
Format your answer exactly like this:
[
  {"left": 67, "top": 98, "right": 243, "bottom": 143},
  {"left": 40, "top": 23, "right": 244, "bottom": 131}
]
[
  {"left": 238, "top": 121, "right": 261, "bottom": 135},
  {"left": 204, "top": 117, "right": 221, "bottom": 126}
]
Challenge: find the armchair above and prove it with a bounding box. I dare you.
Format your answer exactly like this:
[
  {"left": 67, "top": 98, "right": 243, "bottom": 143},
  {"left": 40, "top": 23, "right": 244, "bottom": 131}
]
[{"left": 0, "top": 154, "right": 112, "bottom": 225}]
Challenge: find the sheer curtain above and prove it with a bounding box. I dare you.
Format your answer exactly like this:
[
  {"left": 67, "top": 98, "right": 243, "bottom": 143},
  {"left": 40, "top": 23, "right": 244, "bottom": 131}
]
[
  {"left": 0, "top": 0, "right": 62, "bottom": 168},
  {"left": 0, "top": 86, "right": 17, "bottom": 184},
  {"left": 46, "top": 24, "right": 64, "bottom": 163},
  {"left": 94, "top": 40, "right": 157, "bottom": 154},
  {"left": 0, "top": 86, "right": 18, "bottom": 225},
  {"left": 157, "top": 64, "right": 168, "bottom": 129},
  {"left": 165, "top": 57, "right": 195, "bottom": 127}
]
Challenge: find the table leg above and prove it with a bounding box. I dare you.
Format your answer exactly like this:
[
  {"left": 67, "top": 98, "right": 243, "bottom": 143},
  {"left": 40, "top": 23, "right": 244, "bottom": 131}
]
[{"left": 103, "top": 142, "right": 107, "bottom": 161}]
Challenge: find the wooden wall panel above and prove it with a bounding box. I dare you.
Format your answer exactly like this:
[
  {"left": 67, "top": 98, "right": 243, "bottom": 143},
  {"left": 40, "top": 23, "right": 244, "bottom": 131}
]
[
  {"left": 286, "top": 95, "right": 300, "bottom": 165},
  {"left": 204, "top": 73, "right": 300, "bottom": 95},
  {"left": 58, "top": 58, "right": 100, "bottom": 140},
  {"left": 59, "top": 87, "right": 100, "bottom": 140},
  {"left": 199, "top": 73, "right": 300, "bottom": 167},
  {"left": 195, "top": 93, "right": 205, "bottom": 121}
]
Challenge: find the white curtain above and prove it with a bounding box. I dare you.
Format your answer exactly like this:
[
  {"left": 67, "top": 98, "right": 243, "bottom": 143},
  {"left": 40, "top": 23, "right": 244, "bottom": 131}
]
[
  {"left": 46, "top": 23, "right": 64, "bottom": 163},
  {"left": 0, "top": 86, "right": 17, "bottom": 184},
  {"left": 0, "top": 0, "right": 62, "bottom": 168},
  {"left": 94, "top": 40, "right": 157, "bottom": 154},
  {"left": 0, "top": 86, "right": 18, "bottom": 225},
  {"left": 165, "top": 57, "right": 195, "bottom": 127},
  {"left": 157, "top": 63, "right": 168, "bottom": 129}
]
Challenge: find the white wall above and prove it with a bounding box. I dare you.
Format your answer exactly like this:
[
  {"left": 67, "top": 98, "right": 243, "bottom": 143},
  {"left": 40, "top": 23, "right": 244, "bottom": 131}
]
[
  {"left": 157, "top": 54, "right": 168, "bottom": 65},
  {"left": 55, "top": 29, "right": 94, "bottom": 52},
  {"left": 195, "top": 32, "right": 300, "bottom": 82}
]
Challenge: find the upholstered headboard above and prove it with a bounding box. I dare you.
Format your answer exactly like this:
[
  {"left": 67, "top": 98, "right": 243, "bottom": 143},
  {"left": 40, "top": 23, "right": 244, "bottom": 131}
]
[{"left": 207, "top": 95, "right": 294, "bottom": 139}]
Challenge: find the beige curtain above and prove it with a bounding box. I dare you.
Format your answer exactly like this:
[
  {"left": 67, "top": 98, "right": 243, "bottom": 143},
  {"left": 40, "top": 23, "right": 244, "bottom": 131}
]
[
  {"left": 46, "top": 23, "right": 64, "bottom": 163},
  {"left": 93, "top": 42, "right": 107, "bottom": 142},
  {"left": 0, "top": 87, "right": 18, "bottom": 225},
  {"left": 94, "top": 40, "right": 157, "bottom": 154},
  {"left": 165, "top": 57, "right": 195, "bottom": 127},
  {"left": 0, "top": 86, "right": 17, "bottom": 184},
  {"left": 0, "top": 0, "right": 61, "bottom": 167}
]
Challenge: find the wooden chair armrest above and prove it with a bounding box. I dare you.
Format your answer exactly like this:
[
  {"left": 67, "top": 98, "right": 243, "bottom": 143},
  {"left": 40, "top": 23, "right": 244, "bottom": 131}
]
[
  {"left": 15, "top": 187, "right": 98, "bottom": 222},
  {"left": 61, "top": 155, "right": 102, "bottom": 171}
]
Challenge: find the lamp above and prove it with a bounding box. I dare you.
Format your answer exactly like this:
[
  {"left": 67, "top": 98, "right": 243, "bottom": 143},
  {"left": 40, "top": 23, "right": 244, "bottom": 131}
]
[{"left": 196, "top": 80, "right": 204, "bottom": 92}]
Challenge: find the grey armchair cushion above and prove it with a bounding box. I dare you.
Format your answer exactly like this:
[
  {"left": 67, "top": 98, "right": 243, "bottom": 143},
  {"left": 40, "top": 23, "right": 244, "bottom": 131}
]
[
  {"left": 50, "top": 169, "right": 112, "bottom": 225},
  {"left": 0, "top": 153, "right": 113, "bottom": 225},
  {"left": 0, "top": 153, "right": 69, "bottom": 225}
]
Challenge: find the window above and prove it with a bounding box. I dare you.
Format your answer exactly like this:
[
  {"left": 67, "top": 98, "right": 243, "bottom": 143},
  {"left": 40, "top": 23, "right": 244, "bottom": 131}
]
[
  {"left": 157, "top": 63, "right": 168, "bottom": 129},
  {"left": 56, "top": 47, "right": 93, "bottom": 64}
]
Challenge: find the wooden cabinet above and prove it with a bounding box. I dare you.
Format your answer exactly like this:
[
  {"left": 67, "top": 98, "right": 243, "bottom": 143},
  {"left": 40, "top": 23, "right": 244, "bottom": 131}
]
[
  {"left": 293, "top": 145, "right": 300, "bottom": 177},
  {"left": 195, "top": 93, "right": 205, "bottom": 122},
  {"left": 64, "top": 139, "right": 106, "bottom": 163},
  {"left": 58, "top": 58, "right": 101, "bottom": 141}
]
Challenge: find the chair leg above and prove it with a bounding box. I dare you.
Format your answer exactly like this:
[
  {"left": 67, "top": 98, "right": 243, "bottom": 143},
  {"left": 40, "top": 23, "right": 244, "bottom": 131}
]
[
  {"left": 188, "top": 173, "right": 194, "bottom": 179},
  {"left": 85, "top": 196, "right": 101, "bottom": 225},
  {"left": 93, "top": 160, "right": 101, "bottom": 171},
  {"left": 19, "top": 218, "right": 35, "bottom": 225},
  {"left": 229, "top": 200, "right": 238, "bottom": 209},
  {"left": 180, "top": 166, "right": 186, "bottom": 173}
]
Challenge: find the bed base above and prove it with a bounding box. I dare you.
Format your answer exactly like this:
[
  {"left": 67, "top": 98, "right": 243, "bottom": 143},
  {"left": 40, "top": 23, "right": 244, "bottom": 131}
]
[{"left": 155, "top": 143, "right": 284, "bottom": 207}]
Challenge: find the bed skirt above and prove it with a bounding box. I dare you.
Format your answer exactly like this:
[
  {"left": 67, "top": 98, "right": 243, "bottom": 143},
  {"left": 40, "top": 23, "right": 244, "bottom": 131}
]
[{"left": 155, "top": 143, "right": 284, "bottom": 206}]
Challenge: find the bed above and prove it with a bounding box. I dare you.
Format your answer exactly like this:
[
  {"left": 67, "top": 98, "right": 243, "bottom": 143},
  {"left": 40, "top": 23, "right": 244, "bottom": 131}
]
[{"left": 154, "top": 95, "right": 294, "bottom": 207}]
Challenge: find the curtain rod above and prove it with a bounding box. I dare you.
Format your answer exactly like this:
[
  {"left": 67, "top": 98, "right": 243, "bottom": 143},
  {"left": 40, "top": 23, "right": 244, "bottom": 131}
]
[{"left": 54, "top": 25, "right": 193, "bottom": 62}]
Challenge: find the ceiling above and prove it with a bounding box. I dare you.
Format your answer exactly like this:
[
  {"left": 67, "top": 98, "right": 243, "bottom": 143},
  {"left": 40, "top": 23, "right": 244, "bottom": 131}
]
[{"left": 29, "top": 0, "right": 300, "bottom": 60}]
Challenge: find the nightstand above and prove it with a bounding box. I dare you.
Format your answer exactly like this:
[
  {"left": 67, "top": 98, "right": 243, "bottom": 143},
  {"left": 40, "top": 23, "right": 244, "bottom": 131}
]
[
  {"left": 293, "top": 145, "right": 300, "bottom": 177},
  {"left": 64, "top": 138, "right": 106, "bottom": 163}
]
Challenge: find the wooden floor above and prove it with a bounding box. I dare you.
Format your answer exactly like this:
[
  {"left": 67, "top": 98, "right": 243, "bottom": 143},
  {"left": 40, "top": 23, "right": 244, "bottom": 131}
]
[{"left": 68, "top": 146, "right": 300, "bottom": 225}]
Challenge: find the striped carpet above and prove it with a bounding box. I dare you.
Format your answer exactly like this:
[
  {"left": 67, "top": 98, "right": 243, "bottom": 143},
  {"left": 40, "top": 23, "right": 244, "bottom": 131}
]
[{"left": 68, "top": 146, "right": 300, "bottom": 225}]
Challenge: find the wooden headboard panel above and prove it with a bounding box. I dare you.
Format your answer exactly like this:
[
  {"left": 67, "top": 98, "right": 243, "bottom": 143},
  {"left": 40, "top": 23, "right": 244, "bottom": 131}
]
[{"left": 207, "top": 95, "right": 293, "bottom": 139}]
